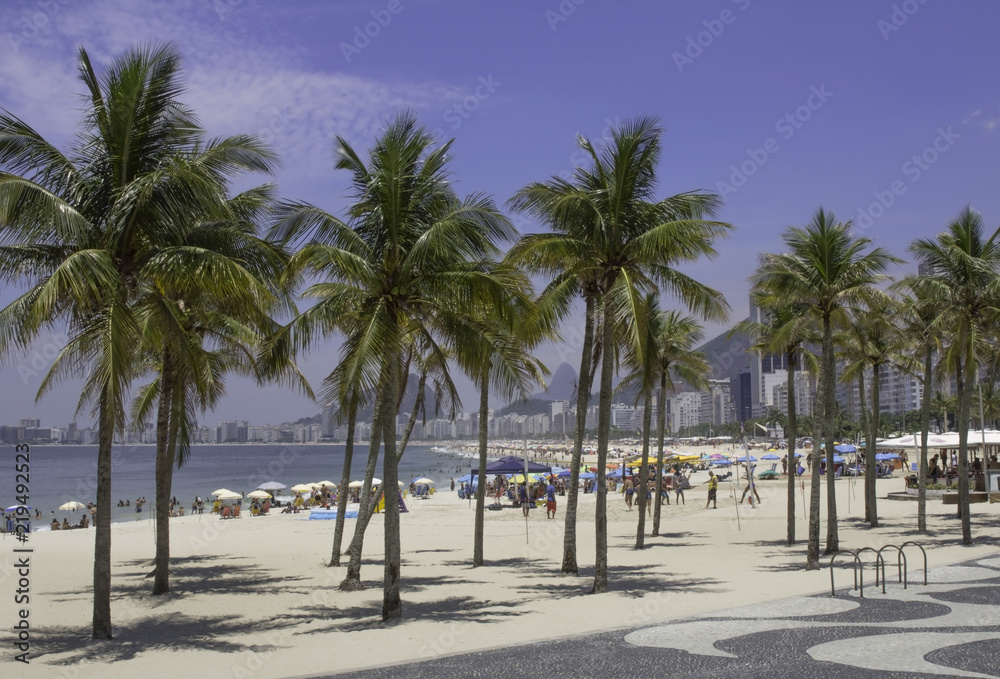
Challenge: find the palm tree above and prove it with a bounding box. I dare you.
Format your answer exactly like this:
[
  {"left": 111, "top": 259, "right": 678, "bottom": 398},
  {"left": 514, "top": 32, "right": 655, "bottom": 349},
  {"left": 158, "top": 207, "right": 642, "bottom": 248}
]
[
  {"left": 733, "top": 293, "right": 814, "bottom": 545},
  {"left": 910, "top": 207, "right": 1000, "bottom": 544},
  {"left": 621, "top": 298, "right": 709, "bottom": 542},
  {"left": 0, "top": 43, "right": 282, "bottom": 637},
  {"left": 509, "top": 116, "right": 730, "bottom": 592},
  {"left": 753, "top": 208, "right": 898, "bottom": 562},
  {"left": 468, "top": 277, "right": 549, "bottom": 567},
  {"left": 841, "top": 298, "right": 913, "bottom": 528},
  {"left": 271, "top": 111, "right": 517, "bottom": 619}
]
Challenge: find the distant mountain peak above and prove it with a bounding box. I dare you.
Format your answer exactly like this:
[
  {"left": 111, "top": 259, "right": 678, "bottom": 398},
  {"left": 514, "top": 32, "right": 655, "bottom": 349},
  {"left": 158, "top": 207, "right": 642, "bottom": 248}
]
[{"left": 532, "top": 362, "right": 578, "bottom": 401}]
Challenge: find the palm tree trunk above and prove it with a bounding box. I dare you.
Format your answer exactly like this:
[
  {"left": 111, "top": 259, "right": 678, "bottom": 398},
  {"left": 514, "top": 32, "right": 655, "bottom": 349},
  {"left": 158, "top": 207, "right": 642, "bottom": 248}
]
[
  {"left": 918, "top": 345, "right": 932, "bottom": 533},
  {"left": 653, "top": 374, "right": 667, "bottom": 537},
  {"left": 858, "top": 372, "right": 870, "bottom": 521},
  {"left": 807, "top": 374, "right": 823, "bottom": 569},
  {"left": 635, "top": 394, "right": 652, "bottom": 548},
  {"left": 396, "top": 368, "right": 426, "bottom": 463},
  {"left": 592, "top": 301, "right": 614, "bottom": 593},
  {"left": 92, "top": 386, "right": 114, "bottom": 639},
  {"left": 473, "top": 366, "right": 489, "bottom": 566},
  {"left": 822, "top": 315, "right": 839, "bottom": 554},
  {"left": 382, "top": 352, "right": 403, "bottom": 620},
  {"left": 340, "top": 388, "right": 385, "bottom": 591},
  {"left": 330, "top": 402, "right": 358, "bottom": 567},
  {"left": 562, "top": 295, "right": 595, "bottom": 575},
  {"left": 957, "top": 350, "right": 973, "bottom": 544},
  {"left": 152, "top": 350, "right": 175, "bottom": 594},
  {"left": 868, "top": 364, "right": 881, "bottom": 528},
  {"left": 786, "top": 347, "right": 797, "bottom": 545}
]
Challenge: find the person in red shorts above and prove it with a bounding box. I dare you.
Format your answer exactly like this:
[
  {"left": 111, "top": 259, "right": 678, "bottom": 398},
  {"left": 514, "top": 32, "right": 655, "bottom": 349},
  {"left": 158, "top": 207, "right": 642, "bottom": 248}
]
[{"left": 545, "top": 480, "right": 557, "bottom": 519}]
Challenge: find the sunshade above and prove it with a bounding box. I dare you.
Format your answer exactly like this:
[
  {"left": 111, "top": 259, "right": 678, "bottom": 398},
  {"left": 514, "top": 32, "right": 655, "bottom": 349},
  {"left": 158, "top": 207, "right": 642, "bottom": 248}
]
[
  {"left": 246, "top": 490, "right": 271, "bottom": 499},
  {"left": 761, "top": 453, "right": 780, "bottom": 460},
  {"left": 216, "top": 491, "right": 241, "bottom": 500},
  {"left": 290, "top": 484, "right": 313, "bottom": 493},
  {"left": 412, "top": 477, "right": 435, "bottom": 485},
  {"left": 347, "top": 480, "right": 364, "bottom": 488},
  {"left": 257, "top": 481, "right": 287, "bottom": 491},
  {"left": 211, "top": 488, "right": 237, "bottom": 497},
  {"left": 313, "top": 480, "right": 337, "bottom": 488},
  {"left": 834, "top": 444, "right": 857, "bottom": 453},
  {"left": 58, "top": 501, "right": 85, "bottom": 510}
]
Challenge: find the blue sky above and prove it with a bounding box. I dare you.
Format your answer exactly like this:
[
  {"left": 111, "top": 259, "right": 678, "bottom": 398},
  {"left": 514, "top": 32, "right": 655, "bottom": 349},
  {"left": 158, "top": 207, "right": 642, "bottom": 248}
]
[{"left": 1, "top": 0, "right": 998, "bottom": 427}]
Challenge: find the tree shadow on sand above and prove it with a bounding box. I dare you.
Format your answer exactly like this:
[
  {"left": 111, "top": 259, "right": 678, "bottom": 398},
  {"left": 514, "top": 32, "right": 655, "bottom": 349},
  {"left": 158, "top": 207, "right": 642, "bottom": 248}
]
[
  {"left": 47, "top": 554, "right": 312, "bottom": 606},
  {"left": 275, "top": 595, "right": 521, "bottom": 634},
  {"left": 33, "top": 614, "right": 298, "bottom": 665}
]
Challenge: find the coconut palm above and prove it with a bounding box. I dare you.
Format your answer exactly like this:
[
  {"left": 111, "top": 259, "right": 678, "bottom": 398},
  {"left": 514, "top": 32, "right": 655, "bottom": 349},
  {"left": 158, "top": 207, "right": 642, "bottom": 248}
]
[
  {"left": 733, "top": 292, "right": 815, "bottom": 545},
  {"left": 894, "top": 279, "right": 946, "bottom": 534},
  {"left": 753, "top": 208, "right": 898, "bottom": 562},
  {"left": 270, "top": 111, "right": 517, "bottom": 619},
  {"left": 910, "top": 207, "right": 1000, "bottom": 544},
  {"left": 620, "top": 296, "right": 709, "bottom": 543},
  {"left": 468, "top": 289, "right": 549, "bottom": 567},
  {"left": 509, "top": 116, "right": 730, "bottom": 592},
  {"left": 841, "top": 298, "right": 914, "bottom": 528},
  {"left": 0, "top": 43, "right": 283, "bottom": 636}
]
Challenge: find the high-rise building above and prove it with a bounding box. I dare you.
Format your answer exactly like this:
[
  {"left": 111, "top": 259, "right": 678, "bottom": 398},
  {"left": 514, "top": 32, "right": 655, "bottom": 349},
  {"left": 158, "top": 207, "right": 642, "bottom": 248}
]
[
  {"left": 747, "top": 297, "right": 788, "bottom": 416},
  {"left": 732, "top": 369, "right": 752, "bottom": 422}
]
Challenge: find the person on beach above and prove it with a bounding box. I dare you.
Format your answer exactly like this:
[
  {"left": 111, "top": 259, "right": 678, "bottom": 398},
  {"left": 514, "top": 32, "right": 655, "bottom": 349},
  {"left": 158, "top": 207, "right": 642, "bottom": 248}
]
[
  {"left": 50, "top": 518, "right": 60, "bottom": 530},
  {"left": 61, "top": 517, "right": 71, "bottom": 530},
  {"left": 660, "top": 474, "right": 671, "bottom": 505},
  {"left": 706, "top": 471, "right": 718, "bottom": 509},
  {"left": 624, "top": 478, "right": 635, "bottom": 510},
  {"left": 646, "top": 481, "right": 654, "bottom": 517},
  {"left": 519, "top": 483, "right": 530, "bottom": 518},
  {"left": 673, "top": 468, "right": 685, "bottom": 505},
  {"left": 546, "top": 481, "right": 556, "bottom": 519},
  {"left": 450, "top": 478, "right": 455, "bottom": 491},
  {"left": 740, "top": 465, "right": 761, "bottom": 505}
]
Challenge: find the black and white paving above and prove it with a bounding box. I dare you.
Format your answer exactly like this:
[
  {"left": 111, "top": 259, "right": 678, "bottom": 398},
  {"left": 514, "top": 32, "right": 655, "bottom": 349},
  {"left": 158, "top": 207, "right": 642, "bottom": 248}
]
[{"left": 321, "top": 554, "right": 1000, "bottom": 678}]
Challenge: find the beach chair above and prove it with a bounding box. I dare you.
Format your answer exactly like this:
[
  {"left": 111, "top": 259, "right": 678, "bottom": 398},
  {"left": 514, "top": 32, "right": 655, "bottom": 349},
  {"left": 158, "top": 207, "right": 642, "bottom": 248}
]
[
  {"left": 221, "top": 506, "right": 231, "bottom": 519},
  {"left": 261, "top": 501, "right": 271, "bottom": 515},
  {"left": 233, "top": 504, "right": 242, "bottom": 518},
  {"left": 251, "top": 505, "right": 260, "bottom": 517}
]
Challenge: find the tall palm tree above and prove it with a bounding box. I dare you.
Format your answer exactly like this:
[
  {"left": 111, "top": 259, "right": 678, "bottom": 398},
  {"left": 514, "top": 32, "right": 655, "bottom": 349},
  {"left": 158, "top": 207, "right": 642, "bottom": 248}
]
[
  {"left": 753, "top": 208, "right": 898, "bottom": 561},
  {"left": 620, "top": 296, "right": 709, "bottom": 542},
  {"left": 910, "top": 207, "right": 1000, "bottom": 544},
  {"left": 894, "top": 280, "right": 945, "bottom": 534},
  {"left": 509, "top": 116, "right": 730, "bottom": 592},
  {"left": 467, "top": 273, "right": 549, "bottom": 567},
  {"left": 271, "top": 112, "right": 517, "bottom": 619},
  {"left": 841, "top": 298, "right": 913, "bottom": 528},
  {"left": 0, "top": 43, "right": 281, "bottom": 637},
  {"left": 734, "top": 293, "right": 815, "bottom": 545}
]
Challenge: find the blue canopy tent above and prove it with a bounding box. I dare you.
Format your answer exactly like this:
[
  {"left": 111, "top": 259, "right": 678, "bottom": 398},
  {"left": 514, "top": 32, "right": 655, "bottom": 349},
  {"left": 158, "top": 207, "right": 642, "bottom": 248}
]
[
  {"left": 472, "top": 455, "right": 552, "bottom": 478},
  {"left": 834, "top": 443, "right": 857, "bottom": 454}
]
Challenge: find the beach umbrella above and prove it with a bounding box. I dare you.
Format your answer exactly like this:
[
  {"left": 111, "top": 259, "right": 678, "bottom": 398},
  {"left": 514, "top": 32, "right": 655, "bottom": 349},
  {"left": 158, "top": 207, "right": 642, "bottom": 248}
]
[
  {"left": 371, "top": 478, "right": 383, "bottom": 485},
  {"left": 412, "top": 477, "right": 435, "bottom": 485},
  {"left": 834, "top": 443, "right": 857, "bottom": 453},
  {"left": 290, "top": 484, "right": 313, "bottom": 493},
  {"left": 58, "top": 501, "right": 85, "bottom": 510},
  {"left": 257, "top": 481, "right": 286, "bottom": 491},
  {"left": 216, "top": 491, "right": 241, "bottom": 500},
  {"left": 347, "top": 481, "right": 365, "bottom": 488},
  {"left": 246, "top": 490, "right": 271, "bottom": 499},
  {"left": 734, "top": 455, "right": 757, "bottom": 462},
  {"left": 761, "top": 453, "right": 780, "bottom": 460},
  {"left": 5, "top": 505, "right": 30, "bottom": 512},
  {"left": 822, "top": 456, "right": 846, "bottom": 464},
  {"left": 312, "top": 480, "right": 338, "bottom": 489},
  {"left": 211, "top": 488, "right": 237, "bottom": 497}
]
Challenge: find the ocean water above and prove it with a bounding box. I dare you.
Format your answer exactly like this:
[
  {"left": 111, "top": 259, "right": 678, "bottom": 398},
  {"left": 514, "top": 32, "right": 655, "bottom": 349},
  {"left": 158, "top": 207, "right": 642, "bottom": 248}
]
[{"left": 0, "top": 443, "right": 470, "bottom": 527}]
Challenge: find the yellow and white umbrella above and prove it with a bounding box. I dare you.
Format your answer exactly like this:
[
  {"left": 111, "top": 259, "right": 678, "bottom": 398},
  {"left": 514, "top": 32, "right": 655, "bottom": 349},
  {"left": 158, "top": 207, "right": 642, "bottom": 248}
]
[{"left": 290, "top": 484, "right": 313, "bottom": 493}]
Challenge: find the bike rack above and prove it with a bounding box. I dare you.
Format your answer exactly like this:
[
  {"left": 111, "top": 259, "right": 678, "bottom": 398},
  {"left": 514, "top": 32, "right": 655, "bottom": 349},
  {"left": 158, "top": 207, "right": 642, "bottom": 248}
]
[
  {"left": 829, "top": 541, "right": 926, "bottom": 597},
  {"left": 877, "top": 545, "right": 907, "bottom": 593},
  {"left": 899, "top": 541, "right": 928, "bottom": 586}
]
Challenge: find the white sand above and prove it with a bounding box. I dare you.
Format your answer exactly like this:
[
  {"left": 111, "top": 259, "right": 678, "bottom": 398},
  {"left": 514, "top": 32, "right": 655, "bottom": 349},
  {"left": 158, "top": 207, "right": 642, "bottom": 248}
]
[{"left": 2, "top": 458, "right": 996, "bottom": 678}]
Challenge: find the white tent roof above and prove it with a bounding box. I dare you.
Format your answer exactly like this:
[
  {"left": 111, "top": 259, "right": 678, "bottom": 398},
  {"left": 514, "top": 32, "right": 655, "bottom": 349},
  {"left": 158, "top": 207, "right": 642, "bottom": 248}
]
[{"left": 876, "top": 431, "right": 1000, "bottom": 449}]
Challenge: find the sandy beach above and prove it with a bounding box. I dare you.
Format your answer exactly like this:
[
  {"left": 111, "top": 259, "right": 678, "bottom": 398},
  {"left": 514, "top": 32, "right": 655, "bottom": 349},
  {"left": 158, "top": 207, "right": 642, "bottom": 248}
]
[{"left": 3, "top": 447, "right": 998, "bottom": 678}]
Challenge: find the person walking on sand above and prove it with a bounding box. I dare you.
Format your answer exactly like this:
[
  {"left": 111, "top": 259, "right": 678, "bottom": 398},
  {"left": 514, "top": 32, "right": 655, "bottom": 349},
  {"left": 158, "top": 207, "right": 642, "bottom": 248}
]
[
  {"left": 624, "top": 478, "right": 635, "bottom": 510},
  {"left": 546, "top": 480, "right": 557, "bottom": 519},
  {"left": 660, "top": 474, "right": 671, "bottom": 505},
  {"left": 705, "top": 471, "right": 718, "bottom": 509},
  {"left": 673, "top": 467, "right": 686, "bottom": 505},
  {"left": 519, "top": 483, "right": 530, "bottom": 518}
]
